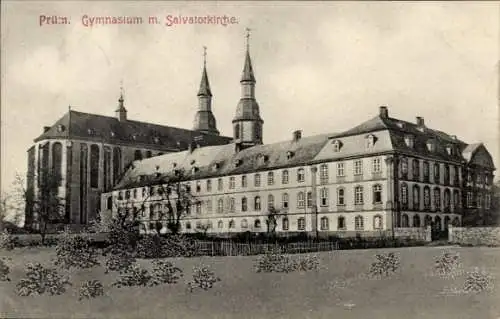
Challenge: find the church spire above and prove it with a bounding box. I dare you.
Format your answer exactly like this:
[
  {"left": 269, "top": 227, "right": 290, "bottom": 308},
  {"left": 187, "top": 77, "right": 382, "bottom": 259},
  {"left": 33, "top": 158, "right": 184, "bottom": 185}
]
[
  {"left": 233, "top": 28, "right": 263, "bottom": 149},
  {"left": 241, "top": 28, "right": 255, "bottom": 83},
  {"left": 197, "top": 46, "right": 212, "bottom": 97},
  {"left": 116, "top": 81, "right": 127, "bottom": 122},
  {"left": 193, "top": 46, "right": 219, "bottom": 135}
]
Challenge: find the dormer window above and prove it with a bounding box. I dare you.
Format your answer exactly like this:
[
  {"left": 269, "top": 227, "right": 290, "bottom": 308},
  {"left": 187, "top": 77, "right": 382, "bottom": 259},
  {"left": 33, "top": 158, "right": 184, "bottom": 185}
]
[
  {"left": 396, "top": 122, "right": 405, "bottom": 129},
  {"left": 153, "top": 137, "right": 160, "bottom": 144},
  {"left": 213, "top": 162, "right": 220, "bottom": 171},
  {"left": 258, "top": 154, "right": 269, "bottom": 164},
  {"left": 445, "top": 145, "right": 454, "bottom": 156},
  {"left": 404, "top": 135, "right": 415, "bottom": 148},
  {"left": 365, "top": 134, "right": 377, "bottom": 148},
  {"left": 286, "top": 151, "right": 295, "bottom": 159},
  {"left": 110, "top": 131, "right": 116, "bottom": 137},
  {"left": 332, "top": 140, "right": 342, "bottom": 152},
  {"left": 191, "top": 166, "right": 198, "bottom": 174},
  {"left": 87, "top": 128, "right": 94, "bottom": 135},
  {"left": 234, "top": 159, "right": 242, "bottom": 167},
  {"left": 172, "top": 163, "right": 177, "bottom": 169},
  {"left": 417, "top": 126, "right": 425, "bottom": 133},
  {"left": 132, "top": 134, "right": 137, "bottom": 140},
  {"left": 190, "top": 159, "right": 196, "bottom": 165},
  {"left": 154, "top": 172, "right": 161, "bottom": 179},
  {"left": 57, "top": 124, "right": 65, "bottom": 132},
  {"left": 426, "top": 140, "right": 435, "bottom": 152}
]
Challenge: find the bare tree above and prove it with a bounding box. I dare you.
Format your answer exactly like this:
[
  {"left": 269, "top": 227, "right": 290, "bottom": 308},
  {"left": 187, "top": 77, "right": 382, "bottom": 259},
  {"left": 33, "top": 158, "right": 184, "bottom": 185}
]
[{"left": 17, "top": 169, "right": 64, "bottom": 244}]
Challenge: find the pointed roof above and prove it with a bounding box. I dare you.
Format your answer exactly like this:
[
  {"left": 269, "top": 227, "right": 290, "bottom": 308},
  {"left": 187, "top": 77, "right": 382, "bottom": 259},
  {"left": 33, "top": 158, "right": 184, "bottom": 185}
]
[
  {"left": 240, "top": 49, "right": 256, "bottom": 83},
  {"left": 115, "top": 90, "right": 127, "bottom": 112},
  {"left": 197, "top": 64, "right": 212, "bottom": 97}
]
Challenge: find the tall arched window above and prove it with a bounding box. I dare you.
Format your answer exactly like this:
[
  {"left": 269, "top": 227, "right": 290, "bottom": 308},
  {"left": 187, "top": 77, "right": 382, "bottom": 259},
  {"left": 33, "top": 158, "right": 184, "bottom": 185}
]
[
  {"left": 217, "top": 198, "right": 224, "bottom": 214},
  {"left": 434, "top": 163, "right": 440, "bottom": 183},
  {"left": 413, "top": 185, "right": 420, "bottom": 209},
  {"left": 103, "top": 147, "right": 112, "bottom": 190},
  {"left": 254, "top": 219, "right": 261, "bottom": 228},
  {"left": 400, "top": 183, "right": 408, "bottom": 207},
  {"left": 297, "top": 168, "right": 305, "bottom": 182},
  {"left": 373, "top": 184, "right": 382, "bottom": 204},
  {"left": 320, "top": 164, "right": 329, "bottom": 184},
  {"left": 337, "top": 188, "right": 345, "bottom": 205},
  {"left": 297, "top": 192, "right": 305, "bottom": 208},
  {"left": 337, "top": 216, "right": 346, "bottom": 230},
  {"left": 217, "top": 220, "right": 224, "bottom": 229},
  {"left": 282, "top": 217, "right": 289, "bottom": 231},
  {"left": 423, "top": 161, "right": 430, "bottom": 182},
  {"left": 444, "top": 165, "right": 450, "bottom": 185},
  {"left": 401, "top": 214, "right": 409, "bottom": 227},
  {"left": 434, "top": 187, "right": 441, "bottom": 210},
  {"left": 401, "top": 157, "right": 408, "bottom": 178},
  {"left": 254, "top": 196, "right": 261, "bottom": 211},
  {"left": 229, "top": 220, "right": 235, "bottom": 229},
  {"left": 413, "top": 215, "right": 421, "bottom": 227},
  {"left": 412, "top": 159, "right": 420, "bottom": 180},
  {"left": 282, "top": 170, "right": 289, "bottom": 184},
  {"left": 354, "top": 186, "right": 364, "bottom": 205},
  {"left": 424, "top": 215, "right": 432, "bottom": 227},
  {"left": 297, "top": 217, "right": 306, "bottom": 230},
  {"left": 444, "top": 189, "right": 451, "bottom": 211},
  {"left": 267, "top": 172, "right": 274, "bottom": 185},
  {"left": 320, "top": 217, "right": 329, "bottom": 230},
  {"left": 423, "top": 186, "right": 431, "bottom": 209},
  {"left": 241, "top": 197, "right": 248, "bottom": 212},
  {"left": 320, "top": 188, "right": 329, "bottom": 206},
  {"left": 355, "top": 215, "right": 364, "bottom": 230},
  {"left": 282, "top": 193, "right": 289, "bottom": 209},
  {"left": 90, "top": 144, "right": 99, "bottom": 188},
  {"left": 51, "top": 142, "right": 62, "bottom": 186},
  {"left": 241, "top": 219, "right": 248, "bottom": 229},
  {"left": 268, "top": 194, "right": 274, "bottom": 209},
  {"left": 373, "top": 215, "right": 383, "bottom": 229},
  {"left": 113, "top": 147, "right": 122, "bottom": 183}
]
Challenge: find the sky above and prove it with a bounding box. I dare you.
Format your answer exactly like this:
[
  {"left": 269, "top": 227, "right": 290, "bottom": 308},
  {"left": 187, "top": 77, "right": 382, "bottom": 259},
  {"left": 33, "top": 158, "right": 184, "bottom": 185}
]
[{"left": 1, "top": 1, "right": 499, "bottom": 194}]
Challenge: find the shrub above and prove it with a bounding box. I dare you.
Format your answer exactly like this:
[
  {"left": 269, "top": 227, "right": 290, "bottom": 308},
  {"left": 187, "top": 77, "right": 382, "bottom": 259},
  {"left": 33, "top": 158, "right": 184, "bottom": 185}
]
[
  {"left": 104, "top": 251, "right": 135, "bottom": 274},
  {"left": 254, "top": 247, "right": 295, "bottom": 273},
  {"left": 54, "top": 232, "right": 100, "bottom": 270},
  {"left": 187, "top": 265, "right": 221, "bottom": 292},
  {"left": 150, "top": 260, "right": 183, "bottom": 285},
  {"left": 463, "top": 268, "right": 494, "bottom": 293},
  {"left": 102, "top": 220, "right": 138, "bottom": 273},
  {"left": 136, "top": 235, "right": 166, "bottom": 259},
  {"left": 78, "top": 280, "right": 104, "bottom": 300},
  {"left": 162, "top": 235, "right": 200, "bottom": 258},
  {"left": 16, "top": 263, "right": 71, "bottom": 296},
  {"left": 368, "top": 252, "right": 401, "bottom": 278},
  {"left": 293, "top": 255, "right": 320, "bottom": 272},
  {"left": 434, "top": 251, "right": 461, "bottom": 278},
  {"left": 0, "top": 229, "right": 18, "bottom": 250},
  {"left": 0, "top": 258, "right": 11, "bottom": 281},
  {"left": 112, "top": 264, "right": 152, "bottom": 288}
]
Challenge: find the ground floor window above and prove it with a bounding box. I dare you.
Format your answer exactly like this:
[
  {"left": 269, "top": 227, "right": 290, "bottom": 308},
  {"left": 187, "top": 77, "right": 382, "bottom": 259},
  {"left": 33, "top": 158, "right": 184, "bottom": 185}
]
[
  {"left": 337, "top": 216, "right": 345, "bottom": 230},
  {"left": 354, "top": 215, "right": 364, "bottom": 230},
  {"left": 320, "top": 217, "right": 329, "bottom": 230},
  {"left": 373, "top": 215, "right": 383, "bottom": 230},
  {"left": 297, "top": 217, "right": 305, "bottom": 230},
  {"left": 402, "top": 214, "right": 409, "bottom": 227}
]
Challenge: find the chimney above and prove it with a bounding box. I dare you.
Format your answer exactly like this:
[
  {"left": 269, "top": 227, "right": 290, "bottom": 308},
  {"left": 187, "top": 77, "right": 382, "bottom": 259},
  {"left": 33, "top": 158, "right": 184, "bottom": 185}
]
[
  {"left": 293, "top": 130, "right": 302, "bottom": 142},
  {"left": 43, "top": 126, "right": 51, "bottom": 133},
  {"left": 416, "top": 116, "right": 425, "bottom": 127},
  {"left": 379, "top": 106, "right": 389, "bottom": 119}
]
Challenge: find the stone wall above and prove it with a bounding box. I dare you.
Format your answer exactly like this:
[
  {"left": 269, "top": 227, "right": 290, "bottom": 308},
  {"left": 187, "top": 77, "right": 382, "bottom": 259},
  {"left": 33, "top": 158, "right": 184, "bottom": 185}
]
[
  {"left": 448, "top": 226, "right": 500, "bottom": 246},
  {"left": 394, "top": 226, "right": 432, "bottom": 242}
]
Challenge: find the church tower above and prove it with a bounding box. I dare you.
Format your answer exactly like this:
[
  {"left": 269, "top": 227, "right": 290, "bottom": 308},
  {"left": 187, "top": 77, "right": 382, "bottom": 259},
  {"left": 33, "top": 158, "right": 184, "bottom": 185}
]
[
  {"left": 193, "top": 47, "right": 220, "bottom": 135},
  {"left": 115, "top": 83, "right": 127, "bottom": 122},
  {"left": 232, "top": 28, "right": 263, "bottom": 148}
]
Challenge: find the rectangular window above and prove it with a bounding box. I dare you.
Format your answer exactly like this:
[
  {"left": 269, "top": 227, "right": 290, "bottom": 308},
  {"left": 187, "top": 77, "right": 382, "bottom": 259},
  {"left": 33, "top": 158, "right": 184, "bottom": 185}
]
[
  {"left": 485, "top": 194, "right": 491, "bottom": 209},
  {"left": 218, "top": 178, "right": 223, "bottom": 191},
  {"left": 297, "top": 218, "right": 305, "bottom": 231},
  {"left": 206, "top": 180, "right": 212, "bottom": 192},
  {"left": 267, "top": 172, "right": 274, "bottom": 185},
  {"left": 229, "top": 177, "right": 235, "bottom": 189},
  {"left": 282, "top": 193, "right": 289, "bottom": 209},
  {"left": 477, "top": 193, "right": 482, "bottom": 208},
  {"left": 372, "top": 158, "right": 381, "bottom": 173},
  {"left": 337, "top": 188, "right": 345, "bottom": 205},
  {"left": 307, "top": 192, "right": 312, "bottom": 208},
  {"left": 320, "top": 188, "right": 329, "bottom": 206},
  {"left": 297, "top": 168, "right": 305, "bottom": 183},
  {"left": 354, "top": 160, "right": 363, "bottom": 176},
  {"left": 337, "top": 162, "right": 345, "bottom": 177},
  {"left": 196, "top": 181, "right": 201, "bottom": 193},
  {"left": 195, "top": 202, "right": 202, "bottom": 214},
  {"left": 320, "top": 165, "right": 329, "bottom": 184},
  {"left": 241, "top": 175, "right": 247, "bottom": 188},
  {"left": 207, "top": 200, "right": 212, "bottom": 212},
  {"left": 254, "top": 174, "right": 261, "bottom": 187},
  {"left": 466, "top": 192, "right": 473, "bottom": 208},
  {"left": 282, "top": 170, "right": 289, "bottom": 184},
  {"left": 355, "top": 186, "right": 364, "bottom": 205}
]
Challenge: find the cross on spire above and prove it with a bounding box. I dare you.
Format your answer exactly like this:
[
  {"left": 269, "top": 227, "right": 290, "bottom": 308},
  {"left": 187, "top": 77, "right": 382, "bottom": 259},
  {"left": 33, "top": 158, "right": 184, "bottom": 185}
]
[
  {"left": 245, "top": 27, "right": 251, "bottom": 50},
  {"left": 203, "top": 46, "right": 207, "bottom": 67}
]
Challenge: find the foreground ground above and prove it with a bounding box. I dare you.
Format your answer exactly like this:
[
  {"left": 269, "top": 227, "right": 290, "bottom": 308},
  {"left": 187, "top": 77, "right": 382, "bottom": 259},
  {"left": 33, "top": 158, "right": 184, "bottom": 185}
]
[{"left": 1, "top": 246, "right": 499, "bottom": 319}]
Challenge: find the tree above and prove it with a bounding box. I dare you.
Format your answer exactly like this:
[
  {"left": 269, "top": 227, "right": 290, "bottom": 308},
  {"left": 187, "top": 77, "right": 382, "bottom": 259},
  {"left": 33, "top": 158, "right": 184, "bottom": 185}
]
[
  {"left": 0, "top": 180, "right": 25, "bottom": 232},
  {"left": 17, "top": 169, "right": 64, "bottom": 244}
]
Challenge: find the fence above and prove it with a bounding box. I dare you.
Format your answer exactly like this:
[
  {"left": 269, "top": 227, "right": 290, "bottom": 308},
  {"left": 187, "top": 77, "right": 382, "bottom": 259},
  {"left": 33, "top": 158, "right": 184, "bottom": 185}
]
[{"left": 195, "top": 240, "right": 339, "bottom": 257}]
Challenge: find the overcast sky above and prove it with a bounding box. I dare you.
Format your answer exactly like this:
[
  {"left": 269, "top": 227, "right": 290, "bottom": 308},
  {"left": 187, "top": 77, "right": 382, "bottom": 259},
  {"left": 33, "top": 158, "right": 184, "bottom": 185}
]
[{"left": 1, "top": 1, "right": 499, "bottom": 192}]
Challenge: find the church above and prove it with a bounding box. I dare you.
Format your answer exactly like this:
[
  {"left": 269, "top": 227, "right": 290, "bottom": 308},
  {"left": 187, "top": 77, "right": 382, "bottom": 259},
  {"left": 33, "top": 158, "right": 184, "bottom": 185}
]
[{"left": 26, "top": 33, "right": 496, "bottom": 237}]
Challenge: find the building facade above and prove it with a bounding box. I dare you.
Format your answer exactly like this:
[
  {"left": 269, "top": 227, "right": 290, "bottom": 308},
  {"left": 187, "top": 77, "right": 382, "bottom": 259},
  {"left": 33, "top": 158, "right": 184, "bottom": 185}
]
[
  {"left": 24, "top": 56, "right": 232, "bottom": 229},
  {"left": 101, "top": 43, "right": 495, "bottom": 237}
]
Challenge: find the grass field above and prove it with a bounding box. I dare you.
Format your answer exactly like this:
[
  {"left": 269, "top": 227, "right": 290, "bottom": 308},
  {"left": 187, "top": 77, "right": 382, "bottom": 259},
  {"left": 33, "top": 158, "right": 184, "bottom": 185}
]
[{"left": 1, "top": 246, "right": 499, "bottom": 319}]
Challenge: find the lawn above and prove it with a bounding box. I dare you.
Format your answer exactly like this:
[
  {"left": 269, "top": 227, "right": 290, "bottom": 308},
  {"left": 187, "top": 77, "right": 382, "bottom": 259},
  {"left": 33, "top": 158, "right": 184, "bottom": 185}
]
[{"left": 1, "top": 246, "right": 499, "bottom": 319}]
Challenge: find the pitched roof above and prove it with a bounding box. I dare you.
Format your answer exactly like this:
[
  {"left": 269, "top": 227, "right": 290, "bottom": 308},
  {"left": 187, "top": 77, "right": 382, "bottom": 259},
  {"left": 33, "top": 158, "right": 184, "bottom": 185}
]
[
  {"left": 34, "top": 110, "right": 232, "bottom": 150},
  {"left": 241, "top": 50, "right": 256, "bottom": 83},
  {"left": 114, "top": 133, "right": 331, "bottom": 190},
  {"left": 197, "top": 65, "right": 212, "bottom": 97}
]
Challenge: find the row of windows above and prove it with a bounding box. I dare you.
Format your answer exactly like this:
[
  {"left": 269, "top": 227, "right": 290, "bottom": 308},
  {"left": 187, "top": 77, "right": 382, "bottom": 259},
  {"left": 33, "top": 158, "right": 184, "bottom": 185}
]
[
  {"left": 181, "top": 215, "right": 382, "bottom": 232},
  {"left": 400, "top": 184, "right": 459, "bottom": 210},
  {"left": 466, "top": 192, "right": 492, "bottom": 209},
  {"left": 466, "top": 171, "right": 493, "bottom": 187},
  {"left": 400, "top": 214, "right": 460, "bottom": 229},
  {"left": 400, "top": 158, "right": 459, "bottom": 185}
]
